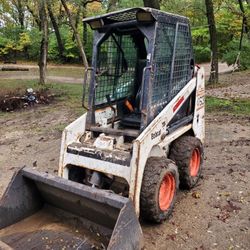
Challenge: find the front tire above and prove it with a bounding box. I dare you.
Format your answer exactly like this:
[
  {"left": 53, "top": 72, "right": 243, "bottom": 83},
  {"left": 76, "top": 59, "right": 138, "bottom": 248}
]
[{"left": 140, "top": 157, "right": 179, "bottom": 223}]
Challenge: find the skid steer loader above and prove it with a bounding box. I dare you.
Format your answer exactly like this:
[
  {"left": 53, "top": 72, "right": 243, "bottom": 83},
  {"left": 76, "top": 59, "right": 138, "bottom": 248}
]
[{"left": 0, "top": 8, "right": 205, "bottom": 250}]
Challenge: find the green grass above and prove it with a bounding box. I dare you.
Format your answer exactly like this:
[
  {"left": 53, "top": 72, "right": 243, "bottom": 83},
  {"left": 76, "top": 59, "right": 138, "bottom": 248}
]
[
  {"left": 3, "top": 79, "right": 249, "bottom": 117},
  {"left": 0, "top": 79, "right": 83, "bottom": 110},
  {"left": 0, "top": 79, "right": 82, "bottom": 97},
  {"left": 46, "top": 82, "right": 83, "bottom": 103},
  {"left": 47, "top": 67, "right": 84, "bottom": 78},
  {"left": 0, "top": 79, "right": 37, "bottom": 91},
  {"left": 0, "top": 78, "right": 85, "bottom": 126},
  {"left": 0, "top": 66, "right": 84, "bottom": 78},
  {"left": 206, "top": 96, "right": 250, "bottom": 115}
]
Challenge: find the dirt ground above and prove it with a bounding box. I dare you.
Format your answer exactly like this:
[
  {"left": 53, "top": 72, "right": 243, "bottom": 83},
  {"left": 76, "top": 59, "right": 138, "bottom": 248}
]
[
  {"left": 206, "top": 70, "right": 250, "bottom": 99},
  {"left": 0, "top": 71, "right": 249, "bottom": 250}
]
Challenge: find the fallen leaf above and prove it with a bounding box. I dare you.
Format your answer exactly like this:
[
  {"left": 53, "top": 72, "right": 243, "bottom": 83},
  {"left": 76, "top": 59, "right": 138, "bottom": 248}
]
[{"left": 192, "top": 191, "right": 201, "bottom": 199}]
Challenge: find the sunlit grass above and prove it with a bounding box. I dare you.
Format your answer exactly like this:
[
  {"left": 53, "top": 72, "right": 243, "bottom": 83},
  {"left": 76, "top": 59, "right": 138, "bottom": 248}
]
[{"left": 206, "top": 96, "right": 250, "bottom": 115}]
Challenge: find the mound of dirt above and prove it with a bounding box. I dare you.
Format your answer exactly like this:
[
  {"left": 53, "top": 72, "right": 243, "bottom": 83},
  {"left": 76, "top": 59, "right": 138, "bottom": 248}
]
[{"left": 0, "top": 88, "right": 55, "bottom": 112}]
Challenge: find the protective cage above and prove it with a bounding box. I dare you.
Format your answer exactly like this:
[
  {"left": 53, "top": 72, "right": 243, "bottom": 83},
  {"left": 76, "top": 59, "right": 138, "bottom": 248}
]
[
  {"left": 83, "top": 8, "right": 194, "bottom": 130},
  {"left": 95, "top": 33, "right": 138, "bottom": 105},
  {"left": 151, "top": 21, "right": 194, "bottom": 119}
]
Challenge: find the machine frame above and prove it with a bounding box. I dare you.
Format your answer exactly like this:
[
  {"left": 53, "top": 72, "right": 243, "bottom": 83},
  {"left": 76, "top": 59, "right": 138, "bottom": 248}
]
[{"left": 58, "top": 8, "right": 205, "bottom": 215}]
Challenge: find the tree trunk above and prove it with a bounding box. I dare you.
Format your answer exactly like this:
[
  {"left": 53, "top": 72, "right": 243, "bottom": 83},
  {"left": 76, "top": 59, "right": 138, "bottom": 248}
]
[
  {"left": 38, "top": 0, "right": 48, "bottom": 85},
  {"left": 61, "top": 0, "right": 89, "bottom": 68},
  {"left": 72, "top": 6, "right": 82, "bottom": 41},
  {"left": 205, "top": 0, "right": 218, "bottom": 84},
  {"left": 17, "top": 0, "right": 25, "bottom": 29},
  {"left": 238, "top": 0, "right": 250, "bottom": 39},
  {"left": 11, "top": 0, "right": 25, "bottom": 29},
  {"left": 47, "top": 0, "right": 65, "bottom": 62},
  {"left": 82, "top": 7, "right": 88, "bottom": 46},
  {"left": 75, "top": 6, "right": 82, "bottom": 30},
  {"left": 143, "top": 0, "right": 160, "bottom": 10}
]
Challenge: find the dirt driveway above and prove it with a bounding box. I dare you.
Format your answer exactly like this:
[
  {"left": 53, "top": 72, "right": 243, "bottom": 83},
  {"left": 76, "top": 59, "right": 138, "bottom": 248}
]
[{"left": 0, "top": 71, "right": 249, "bottom": 249}]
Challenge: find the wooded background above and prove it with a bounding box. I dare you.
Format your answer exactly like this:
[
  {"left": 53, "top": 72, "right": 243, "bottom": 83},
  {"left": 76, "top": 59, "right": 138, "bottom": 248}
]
[{"left": 0, "top": 0, "right": 250, "bottom": 84}]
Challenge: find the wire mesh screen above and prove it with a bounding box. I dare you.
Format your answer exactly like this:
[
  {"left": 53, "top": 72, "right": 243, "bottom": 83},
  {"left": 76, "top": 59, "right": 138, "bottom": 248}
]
[
  {"left": 152, "top": 23, "right": 176, "bottom": 111},
  {"left": 171, "top": 24, "right": 192, "bottom": 98},
  {"left": 95, "top": 34, "right": 137, "bottom": 104},
  {"left": 151, "top": 22, "right": 192, "bottom": 116}
]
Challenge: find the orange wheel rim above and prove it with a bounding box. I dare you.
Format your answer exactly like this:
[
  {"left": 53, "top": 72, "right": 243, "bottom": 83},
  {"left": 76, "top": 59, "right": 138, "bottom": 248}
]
[
  {"left": 159, "top": 173, "right": 176, "bottom": 211},
  {"left": 190, "top": 148, "right": 201, "bottom": 177}
]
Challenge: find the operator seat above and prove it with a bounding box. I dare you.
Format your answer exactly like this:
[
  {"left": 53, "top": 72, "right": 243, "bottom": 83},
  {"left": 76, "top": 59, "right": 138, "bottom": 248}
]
[{"left": 120, "top": 59, "right": 147, "bottom": 129}]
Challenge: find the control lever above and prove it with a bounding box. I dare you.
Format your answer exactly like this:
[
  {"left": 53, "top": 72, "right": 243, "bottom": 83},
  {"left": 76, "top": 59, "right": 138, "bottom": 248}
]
[{"left": 106, "top": 95, "right": 116, "bottom": 128}]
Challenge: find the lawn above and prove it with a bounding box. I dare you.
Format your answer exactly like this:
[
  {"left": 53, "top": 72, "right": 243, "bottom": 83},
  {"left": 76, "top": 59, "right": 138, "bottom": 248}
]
[
  {"left": 206, "top": 96, "right": 250, "bottom": 115},
  {"left": 0, "top": 66, "right": 84, "bottom": 79},
  {"left": 0, "top": 78, "right": 84, "bottom": 115},
  {"left": 1, "top": 76, "right": 250, "bottom": 117}
]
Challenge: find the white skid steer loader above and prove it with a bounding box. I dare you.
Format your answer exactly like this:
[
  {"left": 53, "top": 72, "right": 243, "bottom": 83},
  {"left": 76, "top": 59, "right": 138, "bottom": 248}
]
[{"left": 0, "top": 8, "right": 205, "bottom": 250}]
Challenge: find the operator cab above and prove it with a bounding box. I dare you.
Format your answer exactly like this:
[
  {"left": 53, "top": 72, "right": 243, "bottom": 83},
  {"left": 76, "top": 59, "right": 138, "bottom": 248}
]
[{"left": 83, "top": 8, "right": 194, "bottom": 137}]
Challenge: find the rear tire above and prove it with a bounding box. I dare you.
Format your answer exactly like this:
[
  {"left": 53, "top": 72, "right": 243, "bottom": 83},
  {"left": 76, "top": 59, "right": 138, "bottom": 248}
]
[
  {"left": 169, "top": 136, "right": 203, "bottom": 189},
  {"left": 140, "top": 157, "right": 179, "bottom": 223}
]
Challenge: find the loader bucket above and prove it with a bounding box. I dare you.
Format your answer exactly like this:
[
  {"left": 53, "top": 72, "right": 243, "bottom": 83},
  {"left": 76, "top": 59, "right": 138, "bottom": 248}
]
[{"left": 0, "top": 167, "right": 143, "bottom": 250}]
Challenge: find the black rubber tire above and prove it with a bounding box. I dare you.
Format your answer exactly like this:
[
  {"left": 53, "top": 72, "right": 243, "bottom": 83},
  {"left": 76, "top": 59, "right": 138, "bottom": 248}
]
[
  {"left": 140, "top": 157, "right": 179, "bottom": 223},
  {"left": 169, "top": 135, "right": 204, "bottom": 190}
]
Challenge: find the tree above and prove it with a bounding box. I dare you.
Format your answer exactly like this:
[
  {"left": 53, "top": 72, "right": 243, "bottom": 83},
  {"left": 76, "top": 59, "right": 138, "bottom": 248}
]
[
  {"left": 205, "top": 0, "right": 218, "bottom": 84},
  {"left": 47, "top": 0, "right": 65, "bottom": 61},
  {"left": 38, "top": 0, "right": 48, "bottom": 84},
  {"left": 25, "top": 1, "right": 41, "bottom": 28},
  {"left": 143, "top": 0, "right": 160, "bottom": 10},
  {"left": 238, "top": 0, "right": 250, "bottom": 38},
  {"left": 11, "top": 0, "right": 25, "bottom": 29},
  {"left": 60, "top": 0, "right": 88, "bottom": 68}
]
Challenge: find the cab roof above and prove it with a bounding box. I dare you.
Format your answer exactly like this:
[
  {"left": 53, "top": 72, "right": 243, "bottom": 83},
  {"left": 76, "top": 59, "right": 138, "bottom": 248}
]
[{"left": 83, "top": 7, "right": 189, "bottom": 30}]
